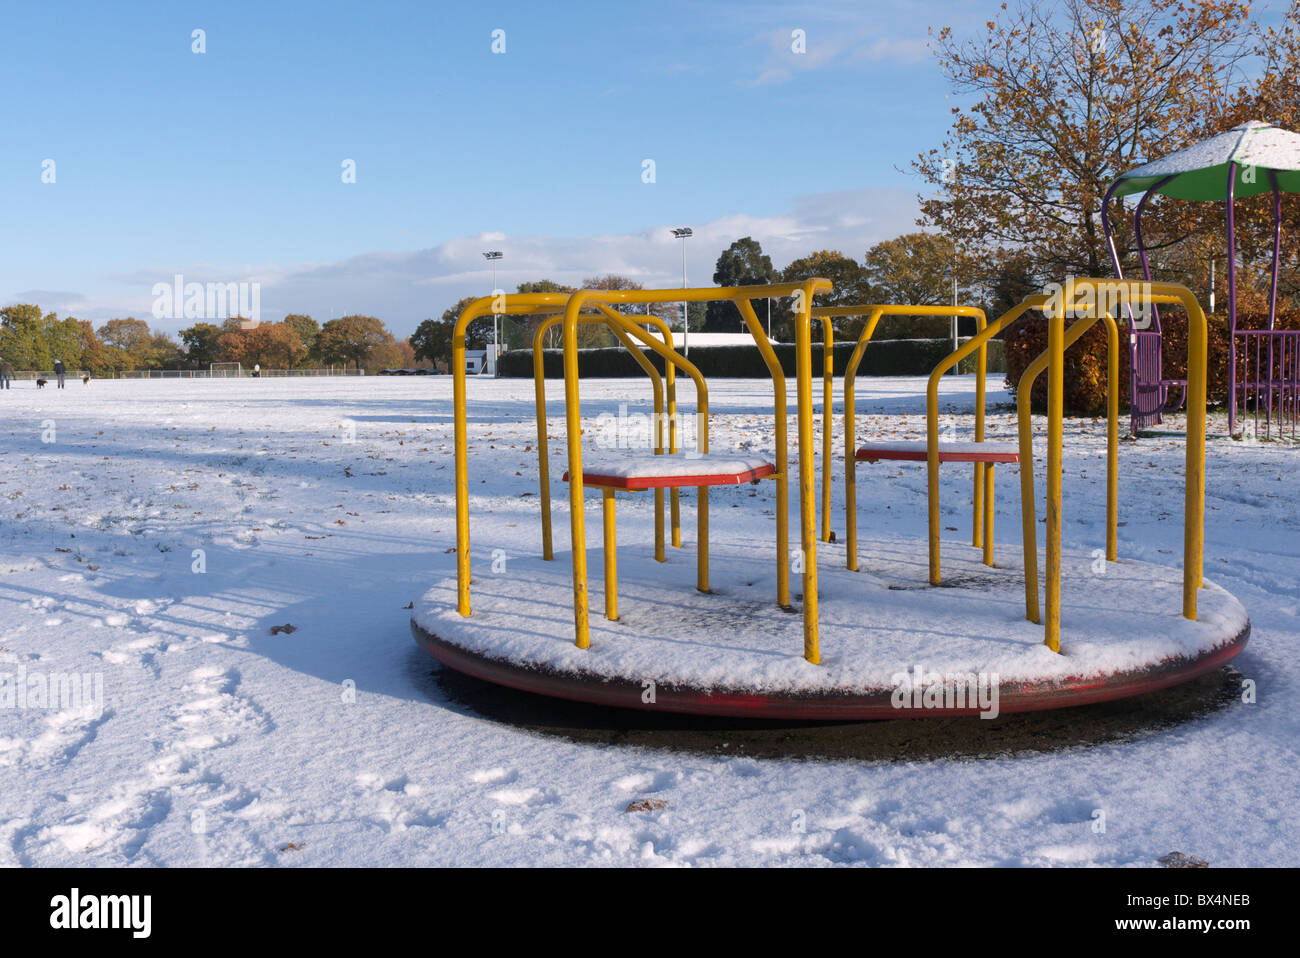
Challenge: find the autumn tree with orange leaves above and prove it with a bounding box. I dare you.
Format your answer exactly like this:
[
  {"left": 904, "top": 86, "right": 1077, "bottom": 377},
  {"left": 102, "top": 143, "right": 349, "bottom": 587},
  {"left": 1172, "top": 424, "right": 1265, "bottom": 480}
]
[{"left": 915, "top": 0, "right": 1252, "bottom": 284}]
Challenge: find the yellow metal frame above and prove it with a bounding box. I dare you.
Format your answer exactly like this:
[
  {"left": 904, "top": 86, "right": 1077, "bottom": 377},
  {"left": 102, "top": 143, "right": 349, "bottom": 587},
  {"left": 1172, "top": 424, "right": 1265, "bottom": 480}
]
[
  {"left": 1011, "top": 280, "right": 1206, "bottom": 652},
  {"left": 453, "top": 292, "right": 576, "bottom": 617},
  {"left": 832, "top": 304, "right": 990, "bottom": 573},
  {"left": 556, "top": 280, "right": 830, "bottom": 660},
  {"left": 448, "top": 279, "right": 1206, "bottom": 669},
  {"left": 802, "top": 310, "right": 838, "bottom": 542},
  {"left": 1015, "top": 302, "right": 1120, "bottom": 626},
  {"left": 586, "top": 308, "right": 712, "bottom": 601},
  {"left": 734, "top": 298, "right": 795, "bottom": 609},
  {"left": 922, "top": 300, "right": 1045, "bottom": 585},
  {"left": 531, "top": 311, "right": 680, "bottom": 563}
]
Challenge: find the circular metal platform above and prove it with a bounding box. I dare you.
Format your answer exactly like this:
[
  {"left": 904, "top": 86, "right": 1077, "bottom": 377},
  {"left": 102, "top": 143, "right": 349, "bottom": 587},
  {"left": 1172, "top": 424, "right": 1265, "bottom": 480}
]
[
  {"left": 412, "top": 617, "right": 1249, "bottom": 720},
  {"left": 412, "top": 538, "right": 1251, "bottom": 721}
]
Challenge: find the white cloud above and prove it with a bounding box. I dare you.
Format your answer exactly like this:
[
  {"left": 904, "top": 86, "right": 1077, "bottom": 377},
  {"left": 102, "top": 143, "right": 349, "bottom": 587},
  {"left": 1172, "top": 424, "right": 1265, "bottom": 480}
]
[
  {"left": 8, "top": 189, "right": 920, "bottom": 338},
  {"left": 744, "top": 22, "right": 932, "bottom": 86}
]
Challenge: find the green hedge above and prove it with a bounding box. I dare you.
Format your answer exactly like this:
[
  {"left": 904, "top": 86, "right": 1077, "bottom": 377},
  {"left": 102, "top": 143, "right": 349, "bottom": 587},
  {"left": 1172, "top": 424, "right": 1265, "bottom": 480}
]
[{"left": 499, "top": 338, "right": 1005, "bottom": 379}]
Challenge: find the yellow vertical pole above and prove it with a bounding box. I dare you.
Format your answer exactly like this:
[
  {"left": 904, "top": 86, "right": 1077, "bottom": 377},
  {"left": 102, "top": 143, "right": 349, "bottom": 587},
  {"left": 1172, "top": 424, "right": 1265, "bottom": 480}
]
[
  {"left": 983, "top": 464, "right": 995, "bottom": 566},
  {"left": 653, "top": 490, "right": 665, "bottom": 562},
  {"left": 648, "top": 320, "right": 667, "bottom": 562},
  {"left": 562, "top": 293, "right": 592, "bottom": 649},
  {"left": 820, "top": 317, "right": 834, "bottom": 542},
  {"left": 973, "top": 311, "right": 987, "bottom": 549},
  {"left": 1013, "top": 295, "right": 1084, "bottom": 625},
  {"left": 532, "top": 322, "right": 555, "bottom": 562},
  {"left": 1016, "top": 388, "right": 1040, "bottom": 624},
  {"left": 663, "top": 327, "right": 681, "bottom": 549},
  {"left": 1044, "top": 284, "right": 1066, "bottom": 653},
  {"left": 842, "top": 309, "right": 883, "bottom": 572},
  {"left": 669, "top": 445, "right": 681, "bottom": 548},
  {"left": 1105, "top": 313, "right": 1119, "bottom": 563},
  {"left": 737, "top": 299, "right": 790, "bottom": 607},
  {"left": 926, "top": 393, "right": 942, "bottom": 586},
  {"left": 1183, "top": 295, "right": 1207, "bottom": 619},
  {"left": 601, "top": 311, "right": 665, "bottom": 563},
  {"left": 795, "top": 285, "right": 821, "bottom": 663},
  {"left": 454, "top": 300, "right": 490, "bottom": 617},
  {"left": 697, "top": 486, "right": 710, "bottom": 593},
  {"left": 844, "top": 375, "right": 858, "bottom": 570},
  {"left": 602, "top": 487, "right": 618, "bottom": 620}
]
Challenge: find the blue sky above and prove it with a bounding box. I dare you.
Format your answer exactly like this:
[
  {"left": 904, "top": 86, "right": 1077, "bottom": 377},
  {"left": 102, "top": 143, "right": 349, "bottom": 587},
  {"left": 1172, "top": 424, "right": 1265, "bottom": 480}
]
[{"left": 2, "top": 0, "right": 987, "bottom": 335}]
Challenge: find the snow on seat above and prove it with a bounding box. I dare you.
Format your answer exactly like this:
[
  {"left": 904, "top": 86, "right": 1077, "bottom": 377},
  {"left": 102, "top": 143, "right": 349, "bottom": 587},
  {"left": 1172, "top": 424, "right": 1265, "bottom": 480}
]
[
  {"left": 855, "top": 440, "right": 1020, "bottom": 463},
  {"left": 563, "top": 453, "right": 775, "bottom": 489}
]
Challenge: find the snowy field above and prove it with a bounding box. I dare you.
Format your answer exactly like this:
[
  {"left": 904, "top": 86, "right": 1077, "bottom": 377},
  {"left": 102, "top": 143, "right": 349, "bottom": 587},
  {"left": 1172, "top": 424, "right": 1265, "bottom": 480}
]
[{"left": 0, "top": 374, "right": 1295, "bottom": 867}]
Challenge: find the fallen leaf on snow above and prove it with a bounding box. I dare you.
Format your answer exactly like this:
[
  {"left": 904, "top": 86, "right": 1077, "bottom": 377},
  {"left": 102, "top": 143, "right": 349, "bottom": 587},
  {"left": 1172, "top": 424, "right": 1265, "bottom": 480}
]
[{"left": 625, "top": 798, "right": 668, "bottom": 813}]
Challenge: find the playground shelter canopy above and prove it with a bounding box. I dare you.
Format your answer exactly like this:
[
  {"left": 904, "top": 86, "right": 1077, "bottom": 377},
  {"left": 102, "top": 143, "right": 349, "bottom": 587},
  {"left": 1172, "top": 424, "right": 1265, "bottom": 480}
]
[
  {"left": 1111, "top": 121, "right": 1300, "bottom": 200},
  {"left": 1104, "top": 121, "right": 1300, "bottom": 435}
]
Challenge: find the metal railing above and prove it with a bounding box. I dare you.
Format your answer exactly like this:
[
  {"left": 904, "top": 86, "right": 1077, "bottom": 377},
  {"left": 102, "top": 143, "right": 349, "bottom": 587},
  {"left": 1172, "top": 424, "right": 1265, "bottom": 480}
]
[{"left": 1235, "top": 329, "right": 1300, "bottom": 439}]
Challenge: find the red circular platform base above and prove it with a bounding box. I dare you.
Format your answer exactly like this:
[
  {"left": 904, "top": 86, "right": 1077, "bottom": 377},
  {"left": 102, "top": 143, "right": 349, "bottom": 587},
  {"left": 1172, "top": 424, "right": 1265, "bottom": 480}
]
[{"left": 411, "top": 619, "right": 1250, "bottom": 720}]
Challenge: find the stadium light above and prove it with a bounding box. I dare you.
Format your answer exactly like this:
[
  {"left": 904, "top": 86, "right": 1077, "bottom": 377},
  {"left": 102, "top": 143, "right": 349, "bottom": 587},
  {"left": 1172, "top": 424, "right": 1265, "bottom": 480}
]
[
  {"left": 483, "top": 251, "right": 504, "bottom": 374},
  {"left": 671, "top": 228, "right": 692, "bottom": 354}
]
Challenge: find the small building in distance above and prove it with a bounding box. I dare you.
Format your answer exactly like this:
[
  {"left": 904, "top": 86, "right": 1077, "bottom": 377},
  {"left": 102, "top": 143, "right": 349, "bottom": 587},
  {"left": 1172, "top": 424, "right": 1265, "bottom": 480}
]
[
  {"left": 464, "top": 350, "right": 491, "bottom": 375},
  {"left": 670, "top": 332, "right": 781, "bottom": 349}
]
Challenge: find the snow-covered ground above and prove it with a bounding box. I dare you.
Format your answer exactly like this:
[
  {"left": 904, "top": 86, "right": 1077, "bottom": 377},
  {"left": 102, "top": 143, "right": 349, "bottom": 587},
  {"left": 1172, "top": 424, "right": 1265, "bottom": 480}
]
[{"left": 0, "top": 374, "right": 1294, "bottom": 866}]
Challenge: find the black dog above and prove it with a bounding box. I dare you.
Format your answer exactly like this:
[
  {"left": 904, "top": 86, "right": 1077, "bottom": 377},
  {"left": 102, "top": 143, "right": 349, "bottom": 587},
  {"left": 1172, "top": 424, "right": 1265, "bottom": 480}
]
[{"left": 36, "top": 379, "right": 48, "bottom": 389}]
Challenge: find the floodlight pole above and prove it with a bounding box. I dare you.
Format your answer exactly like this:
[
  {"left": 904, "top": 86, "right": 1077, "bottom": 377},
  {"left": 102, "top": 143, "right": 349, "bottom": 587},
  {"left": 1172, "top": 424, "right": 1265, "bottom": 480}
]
[
  {"left": 672, "top": 227, "right": 692, "bottom": 354},
  {"left": 950, "top": 273, "right": 959, "bottom": 374},
  {"left": 483, "top": 250, "right": 503, "bottom": 374}
]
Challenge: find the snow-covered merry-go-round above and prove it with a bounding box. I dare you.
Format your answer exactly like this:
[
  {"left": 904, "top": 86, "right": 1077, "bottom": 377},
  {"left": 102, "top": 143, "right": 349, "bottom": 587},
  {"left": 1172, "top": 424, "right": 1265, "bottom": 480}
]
[{"left": 412, "top": 279, "right": 1250, "bottom": 719}]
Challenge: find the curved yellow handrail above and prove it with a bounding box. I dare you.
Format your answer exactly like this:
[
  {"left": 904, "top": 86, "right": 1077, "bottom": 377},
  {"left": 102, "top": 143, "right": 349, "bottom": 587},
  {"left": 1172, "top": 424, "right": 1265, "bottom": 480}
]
[
  {"left": 803, "top": 311, "right": 838, "bottom": 542},
  {"left": 558, "top": 280, "right": 831, "bottom": 659},
  {"left": 594, "top": 306, "right": 683, "bottom": 561},
  {"left": 453, "top": 293, "right": 577, "bottom": 616},
  {"left": 924, "top": 299, "right": 1044, "bottom": 586},
  {"left": 831, "top": 304, "right": 988, "bottom": 572},
  {"left": 1013, "top": 281, "right": 1205, "bottom": 652},
  {"left": 790, "top": 281, "right": 835, "bottom": 660},
  {"left": 737, "top": 298, "right": 794, "bottom": 607},
  {"left": 1015, "top": 307, "right": 1122, "bottom": 625},
  {"left": 559, "top": 295, "right": 711, "bottom": 645},
  {"left": 531, "top": 311, "right": 678, "bottom": 563}
]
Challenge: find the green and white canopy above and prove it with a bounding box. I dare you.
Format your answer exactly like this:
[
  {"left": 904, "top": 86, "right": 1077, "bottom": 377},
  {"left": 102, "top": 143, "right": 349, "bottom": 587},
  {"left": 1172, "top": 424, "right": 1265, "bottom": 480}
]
[{"left": 1112, "top": 121, "right": 1300, "bottom": 200}]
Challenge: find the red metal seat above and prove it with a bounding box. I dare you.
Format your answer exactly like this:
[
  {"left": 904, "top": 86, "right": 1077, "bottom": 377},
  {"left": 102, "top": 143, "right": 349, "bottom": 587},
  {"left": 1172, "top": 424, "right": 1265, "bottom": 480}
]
[
  {"left": 855, "top": 440, "right": 1019, "bottom": 464},
  {"left": 562, "top": 452, "right": 779, "bottom": 622},
  {"left": 563, "top": 453, "right": 776, "bottom": 489}
]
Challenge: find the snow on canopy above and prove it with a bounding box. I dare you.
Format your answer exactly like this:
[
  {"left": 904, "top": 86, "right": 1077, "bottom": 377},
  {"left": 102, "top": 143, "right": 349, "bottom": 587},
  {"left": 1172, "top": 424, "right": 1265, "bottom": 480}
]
[{"left": 1112, "top": 121, "right": 1300, "bottom": 201}]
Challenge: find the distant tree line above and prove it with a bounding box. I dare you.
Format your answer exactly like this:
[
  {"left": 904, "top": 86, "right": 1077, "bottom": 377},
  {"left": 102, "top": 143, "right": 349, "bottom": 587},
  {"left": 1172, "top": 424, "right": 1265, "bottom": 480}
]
[
  {"left": 0, "top": 307, "right": 415, "bottom": 374},
  {"left": 410, "top": 233, "right": 1024, "bottom": 369}
]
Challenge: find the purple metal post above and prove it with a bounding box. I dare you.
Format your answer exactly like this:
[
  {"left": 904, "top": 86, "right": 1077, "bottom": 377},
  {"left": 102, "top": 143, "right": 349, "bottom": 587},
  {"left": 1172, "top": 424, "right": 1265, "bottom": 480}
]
[
  {"left": 1134, "top": 178, "right": 1180, "bottom": 417},
  {"left": 1267, "top": 171, "right": 1282, "bottom": 438},
  {"left": 1134, "top": 177, "right": 1176, "bottom": 334},
  {"left": 1226, "top": 162, "right": 1238, "bottom": 433},
  {"left": 1101, "top": 181, "right": 1127, "bottom": 293},
  {"left": 1102, "top": 179, "right": 1144, "bottom": 434},
  {"left": 1269, "top": 170, "right": 1282, "bottom": 330}
]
